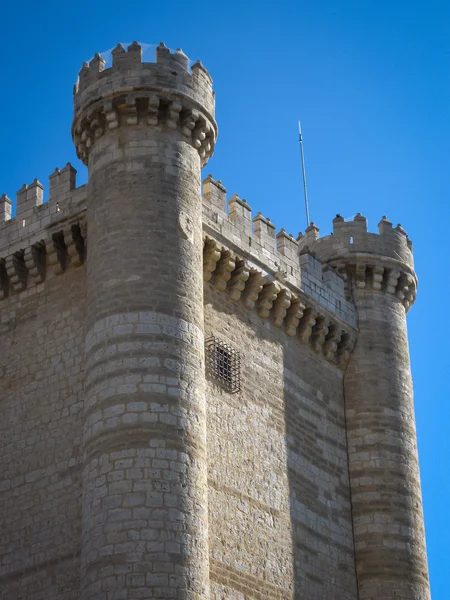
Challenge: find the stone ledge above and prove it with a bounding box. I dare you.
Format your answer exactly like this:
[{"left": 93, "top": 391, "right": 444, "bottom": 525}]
[{"left": 203, "top": 235, "right": 357, "bottom": 370}]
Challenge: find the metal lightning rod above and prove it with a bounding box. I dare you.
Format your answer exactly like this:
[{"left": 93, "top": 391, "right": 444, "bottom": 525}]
[{"left": 298, "top": 120, "right": 311, "bottom": 227}]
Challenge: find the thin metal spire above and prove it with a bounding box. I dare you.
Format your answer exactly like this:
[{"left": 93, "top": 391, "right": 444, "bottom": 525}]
[{"left": 298, "top": 120, "right": 310, "bottom": 227}]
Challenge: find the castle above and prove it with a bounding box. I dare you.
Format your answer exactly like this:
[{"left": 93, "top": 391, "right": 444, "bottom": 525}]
[{"left": 0, "top": 42, "right": 430, "bottom": 600}]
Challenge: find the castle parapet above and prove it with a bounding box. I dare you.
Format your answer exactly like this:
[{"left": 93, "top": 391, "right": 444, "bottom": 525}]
[
  {"left": 301, "top": 214, "right": 416, "bottom": 310},
  {"left": 202, "top": 175, "right": 358, "bottom": 328},
  {"left": 16, "top": 180, "right": 44, "bottom": 218},
  {"left": 0, "top": 194, "right": 12, "bottom": 222},
  {"left": 0, "top": 164, "right": 86, "bottom": 260},
  {"left": 73, "top": 42, "right": 216, "bottom": 166},
  {"left": 300, "top": 213, "right": 414, "bottom": 269}
]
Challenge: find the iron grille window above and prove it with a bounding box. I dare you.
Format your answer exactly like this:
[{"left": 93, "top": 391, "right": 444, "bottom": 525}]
[{"left": 206, "top": 336, "right": 241, "bottom": 393}]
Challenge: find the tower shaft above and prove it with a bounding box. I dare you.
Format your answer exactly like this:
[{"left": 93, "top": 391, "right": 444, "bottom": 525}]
[
  {"left": 345, "top": 290, "right": 429, "bottom": 599},
  {"left": 302, "top": 214, "right": 431, "bottom": 599},
  {"left": 73, "top": 42, "right": 216, "bottom": 600}
]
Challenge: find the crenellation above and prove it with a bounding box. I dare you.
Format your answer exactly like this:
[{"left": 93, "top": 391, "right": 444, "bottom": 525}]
[
  {"left": 173, "top": 47, "right": 190, "bottom": 71},
  {"left": 296, "top": 221, "right": 319, "bottom": 253},
  {"left": 0, "top": 163, "right": 86, "bottom": 259},
  {"left": 228, "top": 193, "right": 252, "bottom": 233},
  {"left": 307, "top": 213, "right": 414, "bottom": 272},
  {"left": 111, "top": 43, "right": 126, "bottom": 66},
  {"left": 276, "top": 229, "right": 298, "bottom": 260},
  {"left": 253, "top": 212, "right": 276, "bottom": 242},
  {"left": 0, "top": 194, "right": 12, "bottom": 222},
  {"left": 16, "top": 179, "right": 44, "bottom": 218},
  {"left": 155, "top": 41, "right": 185, "bottom": 71},
  {"left": 89, "top": 52, "right": 105, "bottom": 73},
  {"left": 203, "top": 181, "right": 357, "bottom": 326},
  {"left": 203, "top": 175, "right": 227, "bottom": 213},
  {"left": 49, "top": 163, "right": 77, "bottom": 202}
]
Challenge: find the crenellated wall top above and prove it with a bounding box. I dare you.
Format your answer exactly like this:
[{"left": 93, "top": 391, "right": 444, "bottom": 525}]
[
  {"left": 201, "top": 175, "right": 358, "bottom": 327},
  {"left": 1, "top": 164, "right": 415, "bottom": 318},
  {"left": 0, "top": 163, "right": 85, "bottom": 256},
  {"left": 74, "top": 42, "right": 214, "bottom": 118},
  {"left": 72, "top": 42, "right": 217, "bottom": 166},
  {"left": 298, "top": 214, "right": 417, "bottom": 310},
  {"left": 299, "top": 213, "right": 414, "bottom": 270}
]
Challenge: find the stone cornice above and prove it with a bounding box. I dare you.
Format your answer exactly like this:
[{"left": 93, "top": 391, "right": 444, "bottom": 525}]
[
  {"left": 0, "top": 214, "right": 86, "bottom": 300},
  {"left": 325, "top": 254, "right": 417, "bottom": 311},
  {"left": 203, "top": 235, "right": 357, "bottom": 370},
  {"left": 72, "top": 93, "right": 216, "bottom": 167},
  {"left": 72, "top": 42, "right": 217, "bottom": 167}
]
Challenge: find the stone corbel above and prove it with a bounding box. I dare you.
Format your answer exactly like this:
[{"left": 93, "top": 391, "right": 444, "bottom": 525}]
[
  {"left": 285, "top": 297, "right": 306, "bottom": 336},
  {"left": 337, "top": 333, "right": 354, "bottom": 365},
  {"left": 323, "top": 326, "right": 341, "bottom": 362},
  {"left": 24, "top": 241, "right": 46, "bottom": 284},
  {"left": 257, "top": 282, "right": 280, "bottom": 319},
  {"left": 298, "top": 309, "right": 316, "bottom": 344},
  {"left": 167, "top": 99, "right": 182, "bottom": 130},
  {"left": 4, "top": 251, "right": 27, "bottom": 293},
  {"left": 372, "top": 265, "right": 384, "bottom": 291},
  {"left": 203, "top": 239, "right": 221, "bottom": 282},
  {"left": 181, "top": 109, "right": 198, "bottom": 138},
  {"left": 386, "top": 269, "right": 401, "bottom": 294},
  {"left": 355, "top": 263, "right": 367, "bottom": 289},
  {"left": 243, "top": 271, "right": 266, "bottom": 310},
  {"left": 147, "top": 94, "right": 160, "bottom": 126},
  {"left": 47, "top": 232, "right": 67, "bottom": 275},
  {"left": 311, "top": 317, "right": 329, "bottom": 353},
  {"left": 214, "top": 250, "right": 235, "bottom": 291},
  {"left": 227, "top": 260, "right": 250, "bottom": 301},
  {"left": 271, "top": 288, "right": 291, "bottom": 327},
  {"left": 105, "top": 99, "right": 119, "bottom": 130}
]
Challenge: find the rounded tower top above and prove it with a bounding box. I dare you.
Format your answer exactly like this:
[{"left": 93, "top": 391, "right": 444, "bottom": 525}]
[
  {"left": 299, "top": 214, "right": 417, "bottom": 310},
  {"left": 72, "top": 41, "right": 217, "bottom": 167}
]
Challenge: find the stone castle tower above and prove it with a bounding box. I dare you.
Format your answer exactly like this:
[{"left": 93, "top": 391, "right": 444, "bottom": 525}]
[{"left": 0, "top": 42, "right": 430, "bottom": 600}]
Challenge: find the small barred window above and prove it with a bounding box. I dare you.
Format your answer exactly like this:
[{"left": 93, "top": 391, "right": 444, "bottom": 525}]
[{"left": 206, "top": 337, "right": 241, "bottom": 394}]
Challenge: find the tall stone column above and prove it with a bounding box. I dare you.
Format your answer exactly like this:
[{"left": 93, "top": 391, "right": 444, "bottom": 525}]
[
  {"left": 305, "top": 215, "right": 430, "bottom": 600},
  {"left": 72, "top": 42, "right": 216, "bottom": 599}
]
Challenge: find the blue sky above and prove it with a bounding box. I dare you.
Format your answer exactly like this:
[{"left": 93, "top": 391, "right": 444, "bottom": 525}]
[{"left": 1, "top": 0, "right": 449, "bottom": 596}]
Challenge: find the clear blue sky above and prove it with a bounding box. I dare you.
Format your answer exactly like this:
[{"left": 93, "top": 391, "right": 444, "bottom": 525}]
[{"left": 1, "top": 0, "right": 449, "bottom": 596}]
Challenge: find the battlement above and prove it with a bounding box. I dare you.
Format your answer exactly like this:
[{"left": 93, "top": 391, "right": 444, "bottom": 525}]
[
  {"left": 202, "top": 175, "right": 357, "bottom": 327},
  {"left": 72, "top": 42, "right": 216, "bottom": 167},
  {"left": 300, "top": 214, "right": 417, "bottom": 310},
  {"left": 299, "top": 213, "right": 414, "bottom": 270},
  {"left": 74, "top": 42, "right": 213, "bottom": 109},
  {"left": 0, "top": 163, "right": 86, "bottom": 255}
]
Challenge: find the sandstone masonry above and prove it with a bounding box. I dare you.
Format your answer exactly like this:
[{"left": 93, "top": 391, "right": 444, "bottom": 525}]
[{"left": 0, "top": 42, "right": 430, "bottom": 600}]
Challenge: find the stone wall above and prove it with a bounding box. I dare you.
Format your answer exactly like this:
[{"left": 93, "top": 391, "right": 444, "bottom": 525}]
[
  {"left": 0, "top": 264, "right": 85, "bottom": 599},
  {"left": 204, "top": 283, "right": 358, "bottom": 600}
]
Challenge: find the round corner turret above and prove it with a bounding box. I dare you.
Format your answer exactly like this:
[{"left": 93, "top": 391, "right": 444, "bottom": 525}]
[
  {"left": 300, "top": 214, "right": 417, "bottom": 311},
  {"left": 72, "top": 41, "right": 217, "bottom": 167}
]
